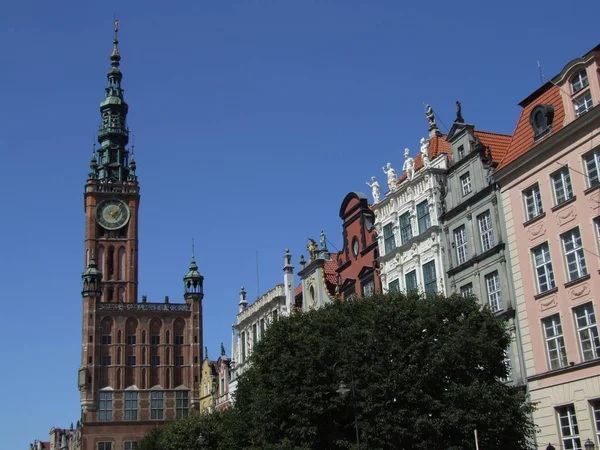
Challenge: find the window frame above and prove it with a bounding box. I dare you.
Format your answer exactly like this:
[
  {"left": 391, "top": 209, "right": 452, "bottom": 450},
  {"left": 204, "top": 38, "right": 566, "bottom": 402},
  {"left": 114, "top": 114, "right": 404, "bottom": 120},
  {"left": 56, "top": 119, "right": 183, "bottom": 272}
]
[
  {"left": 574, "top": 90, "right": 593, "bottom": 116},
  {"left": 383, "top": 223, "right": 396, "bottom": 254},
  {"left": 477, "top": 211, "right": 494, "bottom": 252},
  {"left": 454, "top": 226, "right": 468, "bottom": 265},
  {"left": 422, "top": 261, "right": 437, "bottom": 296},
  {"left": 562, "top": 227, "right": 588, "bottom": 282},
  {"left": 416, "top": 201, "right": 431, "bottom": 234},
  {"left": 584, "top": 148, "right": 600, "bottom": 188},
  {"left": 124, "top": 391, "right": 138, "bottom": 421},
  {"left": 176, "top": 390, "right": 189, "bottom": 419},
  {"left": 399, "top": 212, "right": 412, "bottom": 245},
  {"left": 574, "top": 302, "right": 600, "bottom": 362},
  {"left": 388, "top": 279, "right": 400, "bottom": 293},
  {"left": 571, "top": 69, "right": 589, "bottom": 94},
  {"left": 550, "top": 167, "right": 574, "bottom": 206},
  {"left": 405, "top": 270, "right": 418, "bottom": 293},
  {"left": 460, "top": 172, "right": 472, "bottom": 196},
  {"left": 98, "top": 392, "right": 113, "bottom": 421},
  {"left": 532, "top": 242, "right": 556, "bottom": 293},
  {"left": 485, "top": 271, "right": 502, "bottom": 312},
  {"left": 98, "top": 443, "right": 113, "bottom": 450},
  {"left": 523, "top": 183, "right": 544, "bottom": 221},
  {"left": 460, "top": 283, "right": 473, "bottom": 297},
  {"left": 542, "top": 314, "right": 568, "bottom": 370},
  {"left": 557, "top": 405, "right": 582, "bottom": 450},
  {"left": 150, "top": 391, "right": 164, "bottom": 420},
  {"left": 361, "top": 277, "right": 375, "bottom": 297}
]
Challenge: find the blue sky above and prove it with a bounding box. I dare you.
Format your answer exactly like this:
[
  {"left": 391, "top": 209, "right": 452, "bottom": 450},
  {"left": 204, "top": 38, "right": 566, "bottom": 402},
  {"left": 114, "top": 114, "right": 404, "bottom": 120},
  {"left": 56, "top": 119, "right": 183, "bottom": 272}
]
[{"left": 0, "top": 0, "right": 598, "bottom": 447}]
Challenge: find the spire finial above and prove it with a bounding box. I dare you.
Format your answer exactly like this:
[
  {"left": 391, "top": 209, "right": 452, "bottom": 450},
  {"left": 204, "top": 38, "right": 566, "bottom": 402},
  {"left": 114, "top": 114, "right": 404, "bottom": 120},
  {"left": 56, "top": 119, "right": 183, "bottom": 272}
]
[
  {"left": 192, "top": 238, "right": 196, "bottom": 260},
  {"left": 110, "top": 17, "right": 121, "bottom": 68}
]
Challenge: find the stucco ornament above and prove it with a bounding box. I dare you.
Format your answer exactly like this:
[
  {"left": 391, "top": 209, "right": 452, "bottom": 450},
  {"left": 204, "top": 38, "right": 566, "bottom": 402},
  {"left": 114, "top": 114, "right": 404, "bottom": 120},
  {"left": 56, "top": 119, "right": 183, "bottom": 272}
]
[
  {"left": 366, "top": 176, "right": 381, "bottom": 204},
  {"left": 420, "top": 137, "right": 430, "bottom": 168},
  {"left": 402, "top": 148, "right": 415, "bottom": 180},
  {"left": 382, "top": 162, "right": 398, "bottom": 191}
]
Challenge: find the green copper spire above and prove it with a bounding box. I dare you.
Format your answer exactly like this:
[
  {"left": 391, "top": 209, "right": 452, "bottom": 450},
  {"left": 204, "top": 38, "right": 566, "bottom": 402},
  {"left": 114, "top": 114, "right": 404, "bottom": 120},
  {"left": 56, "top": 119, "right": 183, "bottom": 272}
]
[{"left": 95, "top": 18, "right": 133, "bottom": 183}]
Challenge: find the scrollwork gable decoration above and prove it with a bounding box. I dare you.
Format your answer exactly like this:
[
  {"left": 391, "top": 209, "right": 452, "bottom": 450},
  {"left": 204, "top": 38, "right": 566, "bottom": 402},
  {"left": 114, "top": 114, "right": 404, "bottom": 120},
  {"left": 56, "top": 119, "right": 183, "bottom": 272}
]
[{"left": 529, "top": 104, "right": 555, "bottom": 142}]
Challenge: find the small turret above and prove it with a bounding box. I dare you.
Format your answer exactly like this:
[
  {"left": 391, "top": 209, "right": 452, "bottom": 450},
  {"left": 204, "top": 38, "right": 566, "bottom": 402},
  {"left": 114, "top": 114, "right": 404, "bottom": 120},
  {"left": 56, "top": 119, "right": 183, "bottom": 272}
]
[
  {"left": 82, "top": 250, "right": 102, "bottom": 297},
  {"left": 183, "top": 255, "right": 204, "bottom": 300},
  {"left": 239, "top": 286, "right": 248, "bottom": 312}
]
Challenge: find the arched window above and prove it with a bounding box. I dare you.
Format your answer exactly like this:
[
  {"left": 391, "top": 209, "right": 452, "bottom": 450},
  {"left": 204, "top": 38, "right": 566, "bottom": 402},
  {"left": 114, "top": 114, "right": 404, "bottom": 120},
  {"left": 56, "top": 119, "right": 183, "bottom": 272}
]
[
  {"left": 142, "top": 330, "right": 146, "bottom": 344},
  {"left": 126, "top": 318, "right": 138, "bottom": 345},
  {"left": 117, "top": 247, "right": 126, "bottom": 280},
  {"left": 107, "top": 246, "right": 115, "bottom": 280}
]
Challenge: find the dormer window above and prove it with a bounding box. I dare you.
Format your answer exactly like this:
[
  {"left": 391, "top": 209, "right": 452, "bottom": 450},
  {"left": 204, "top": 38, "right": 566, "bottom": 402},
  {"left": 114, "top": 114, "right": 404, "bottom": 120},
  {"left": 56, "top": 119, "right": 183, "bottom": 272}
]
[
  {"left": 570, "top": 70, "right": 589, "bottom": 94},
  {"left": 529, "top": 104, "right": 555, "bottom": 141},
  {"left": 574, "top": 92, "right": 593, "bottom": 117}
]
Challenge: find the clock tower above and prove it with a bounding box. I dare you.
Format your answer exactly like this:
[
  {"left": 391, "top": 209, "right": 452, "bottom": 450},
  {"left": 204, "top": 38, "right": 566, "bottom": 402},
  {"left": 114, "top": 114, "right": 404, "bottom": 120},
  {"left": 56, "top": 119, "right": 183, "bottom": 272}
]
[{"left": 78, "top": 21, "right": 204, "bottom": 450}]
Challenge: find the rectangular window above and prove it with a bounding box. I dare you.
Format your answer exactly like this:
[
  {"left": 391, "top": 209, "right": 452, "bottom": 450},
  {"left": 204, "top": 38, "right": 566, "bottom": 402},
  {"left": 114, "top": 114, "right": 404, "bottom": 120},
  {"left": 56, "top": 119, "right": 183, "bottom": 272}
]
[
  {"left": 460, "top": 283, "right": 473, "bottom": 297},
  {"left": 102, "top": 334, "right": 112, "bottom": 345},
  {"left": 485, "top": 271, "right": 502, "bottom": 312},
  {"left": 252, "top": 323, "right": 258, "bottom": 344},
  {"left": 176, "top": 391, "right": 189, "bottom": 419},
  {"left": 151, "top": 355, "right": 160, "bottom": 366},
  {"left": 405, "top": 270, "right": 418, "bottom": 293},
  {"left": 477, "top": 211, "right": 494, "bottom": 252},
  {"left": 460, "top": 172, "right": 472, "bottom": 196},
  {"left": 220, "top": 378, "right": 225, "bottom": 395},
  {"left": 98, "top": 443, "right": 112, "bottom": 450},
  {"left": 383, "top": 223, "right": 396, "bottom": 254},
  {"left": 151, "top": 334, "right": 160, "bottom": 345},
  {"left": 272, "top": 309, "right": 278, "bottom": 321},
  {"left": 175, "top": 334, "right": 184, "bottom": 345},
  {"left": 361, "top": 278, "right": 375, "bottom": 297},
  {"left": 123, "top": 442, "right": 137, "bottom": 450},
  {"left": 98, "top": 392, "right": 113, "bottom": 421},
  {"left": 175, "top": 355, "right": 184, "bottom": 366},
  {"left": 399, "top": 212, "right": 412, "bottom": 245},
  {"left": 574, "top": 91, "right": 593, "bottom": 116},
  {"left": 241, "top": 333, "right": 246, "bottom": 361},
  {"left": 454, "top": 226, "right": 468, "bottom": 265},
  {"left": 150, "top": 391, "right": 164, "bottom": 420},
  {"left": 562, "top": 228, "right": 587, "bottom": 281},
  {"left": 260, "top": 318, "right": 265, "bottom": 338},
  {"left": 457, "top": 145, "right": 465, "bottom": 160},
  {"left": 422, "top": 261, "right": 437, "bottom": 295},
  {"left": 584, "top": 149, "right": 600, "bottom": 188},
  {"left": 388, "top": 279, "right": 400, "bottom": 293},
  {"left": 551, "top": 167, "right": 573, "bottom": 205},
  {"left": 126, "top": 334, "right": 136, "bottom": 345},
  {"left": 557, "top": 405, "right": 581, "bottom": 450},
  {"left": 416, "top": 201, "right": 431, "bottom": 234},
  {"left": 102, "top": 354, "right": 112, "bottom": 366},
  {"left": 523, "top": 184, "right": 543, "bottom": 220},
  {"left": 571, "top": 70, "right": 589, "bottom": 94},
  {"left": 126, "top": 354, "right": 136, "bottom": 366},
  {"left": 574, "top": 302, "right": 600, "bottom": 361},
  {"left": 532, "top": 243, "right": 556, "bottom": 293},
  {"left": 543, "top": 314, "right": 568, "bottom": 370},
  {"left": 124, "top": 391, "right": 138, "bottom": 420},
  {"left": 592, "top": 401, "right": 600, "bottom": 445}
]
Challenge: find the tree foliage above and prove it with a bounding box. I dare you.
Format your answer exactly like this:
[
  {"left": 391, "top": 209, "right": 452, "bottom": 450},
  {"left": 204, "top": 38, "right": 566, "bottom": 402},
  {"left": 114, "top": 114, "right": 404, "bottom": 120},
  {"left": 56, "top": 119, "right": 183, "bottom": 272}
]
[{"left": 139, "top": 292, "right": 535, "bottom": 449}]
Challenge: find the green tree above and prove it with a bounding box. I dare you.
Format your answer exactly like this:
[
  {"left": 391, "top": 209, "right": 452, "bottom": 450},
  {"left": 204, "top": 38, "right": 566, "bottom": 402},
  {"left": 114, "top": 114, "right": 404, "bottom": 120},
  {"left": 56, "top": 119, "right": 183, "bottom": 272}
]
[
  {"left": 233, "top": 292, "right": 535, "bottom": 449},
  {"left": 138, "top": 292, "right": 535, "bottom": 449}
]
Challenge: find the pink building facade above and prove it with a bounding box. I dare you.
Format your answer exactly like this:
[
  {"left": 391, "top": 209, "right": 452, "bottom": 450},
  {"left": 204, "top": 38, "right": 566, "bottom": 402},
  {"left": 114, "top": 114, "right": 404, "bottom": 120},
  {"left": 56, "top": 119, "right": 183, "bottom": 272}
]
[{"left": 497, "top": 44, "right": 600, "bottom": 448}]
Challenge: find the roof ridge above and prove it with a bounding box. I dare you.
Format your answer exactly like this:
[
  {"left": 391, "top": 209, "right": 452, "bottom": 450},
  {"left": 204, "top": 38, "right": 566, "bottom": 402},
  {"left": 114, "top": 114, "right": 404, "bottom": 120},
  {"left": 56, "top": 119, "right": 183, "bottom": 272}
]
[{"left": 475, "top": 130, "right": 512, "bottom": 137}]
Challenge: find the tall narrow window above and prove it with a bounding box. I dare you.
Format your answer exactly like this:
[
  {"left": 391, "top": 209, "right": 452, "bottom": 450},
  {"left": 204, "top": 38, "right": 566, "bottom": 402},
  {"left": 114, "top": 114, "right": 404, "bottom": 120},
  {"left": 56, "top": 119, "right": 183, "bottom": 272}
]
[
  {"left": 405, "top": 270, "right": 418, "bottom": 293},
  {"left": 460, "top": 172, "right": 472, "bottom": 196},
  {"left": 523, "top": 184, "right": 543, "bottom": 220},
  {"left": 485, "top": 272, "right": 502, "bottom": 312},
  {"left": 399, "top": 212, "right": 412, "bottom": 245},
  {"left": 150, "top": 391, "right": 164, "bottom": 420},
  {"left": 252, "top": 323, "right": 258, "bottom": 345},
  {"left": 117, "top": 247, "right": 126, "bottom": 281},
  {"left": 124, "top": 391, "right": 138, "bottom": 420},
  {"left": 557, "top": 405, "right": 581, "bottom": 450},
  {"left": 454, "top": 226, "right": 468, "bottom": 265},
  {"left": 241, "top": 333, "right": 246, "bottom": 362},
  {"left": 176, "top": 390, "right": 189, "bottom": 419},
  {"left": 584, "top": 148, "right": 600, "bottom": 188},
  {"left": 574, "top": 302, "right": 600, "bottom": 361},
  {"left": 98, "top": 392, "right": 113, "bottom": 421},
  {"left": 532, "top": 243, "right": 556, "bottom": 293},
  {"left": 383, "top": 223, "right": 396, "bottom": 254},
  {"left": 551, "top": 167, "right": 573, "bottom": 205},
  {"left": 416, "top": 201, "right": 431, "bottom": 234},
  {"left": 422, "top": 261, "right": 437, "bottom": 295},
  {"left": 361, "top": 278, "right": 375, "bottom": 297},
  {"left": 477, "top": 211, "right": 494, "bottom": 252},
  {"left": 542, "top": 314, "right": 567, "bottom": 370},
  {"left": 259, "top": 318, "right": 265, "bottom": 338},
  {"left": 574, "top": 91, "right": 593, "bottom": 116},
  {"left": 107, "top": 246, "right": 115, "bottom": 280},
  {"left": 562, "top": 228, "right": 587, "bottom": 281},
  {"left": 457, "top": 145, "right": 465, "bottom": 160},
  {"left": 388, "top": 279, "right": 400, "bottom": 293}
]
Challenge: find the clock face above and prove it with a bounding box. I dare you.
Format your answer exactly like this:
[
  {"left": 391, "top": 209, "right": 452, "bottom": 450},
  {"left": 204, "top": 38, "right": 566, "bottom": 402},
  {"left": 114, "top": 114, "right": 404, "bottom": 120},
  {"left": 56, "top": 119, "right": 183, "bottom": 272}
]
[{"left": 96, "top": 199, "right": 130, "bottom": 230}]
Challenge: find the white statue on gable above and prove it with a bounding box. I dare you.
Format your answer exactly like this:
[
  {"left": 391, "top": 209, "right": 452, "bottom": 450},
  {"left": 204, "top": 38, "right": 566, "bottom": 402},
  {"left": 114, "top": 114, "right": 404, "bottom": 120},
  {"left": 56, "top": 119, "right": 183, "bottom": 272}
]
[
  {"left": 366, "top": 176, "right": 381, "bottom": 204},
  {"left": 402, "top": 148, "right": 415, "bottom": 180},
  {"left": 420, "top": 137, "right": 430, "bottom": 168},
  {"left": 382, "top": 163, "right": 397, "bottom": 191}
]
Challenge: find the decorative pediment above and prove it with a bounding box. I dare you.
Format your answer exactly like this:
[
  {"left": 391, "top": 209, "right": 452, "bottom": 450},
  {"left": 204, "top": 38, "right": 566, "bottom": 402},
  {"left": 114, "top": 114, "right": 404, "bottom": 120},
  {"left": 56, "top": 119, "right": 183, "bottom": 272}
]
[
  {"left": 340, "top": 278, "right": 356, "bottom": 291},
  {"left": 357, "top": 265, "right": 375, "bottom": 280},
  {"left": 446, "top": 122, "right": 473, "bottom": 143}
]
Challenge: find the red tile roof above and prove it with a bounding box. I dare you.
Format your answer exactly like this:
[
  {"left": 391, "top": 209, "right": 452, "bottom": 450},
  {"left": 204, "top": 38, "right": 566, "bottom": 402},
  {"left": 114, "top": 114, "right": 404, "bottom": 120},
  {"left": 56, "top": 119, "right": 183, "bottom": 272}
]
[
  {"left": 396, "top": 134, "right": 451, "bottom": 184},
  {"left": 323, "top": 253, "right": 340, "bottom": 285},
  {"left": 294, "top": 283, "right": 302, "bottom": 296},
  {"left": 475, "top": 131, "right": 512, "bottom": 163},
  {"left": 499, "top": 85, "right": 565, "bottom": 169}
]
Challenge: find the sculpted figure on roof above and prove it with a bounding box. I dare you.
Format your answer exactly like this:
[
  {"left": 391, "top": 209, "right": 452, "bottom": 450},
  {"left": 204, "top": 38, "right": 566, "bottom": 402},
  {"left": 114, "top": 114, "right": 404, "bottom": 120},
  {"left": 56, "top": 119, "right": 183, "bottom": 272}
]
[
  {"left": 425, "top": 104, "right": 436, "bottom": 128},
  {"left": 420, "top": 137, "right": 430, "bottom": 169},
  {"left": 366, "top": 176, "right": 381, "bottom": 204},
  {"left": 382, "top": 162, "right": 397, "bottom": 192},
  {"left": 402, "top": 148, "right": 415, "bottom": 181}
]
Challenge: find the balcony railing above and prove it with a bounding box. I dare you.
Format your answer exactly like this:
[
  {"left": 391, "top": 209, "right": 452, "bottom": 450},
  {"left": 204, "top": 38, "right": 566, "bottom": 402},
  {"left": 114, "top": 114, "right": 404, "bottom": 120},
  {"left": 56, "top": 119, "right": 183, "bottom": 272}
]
[{"left": 97, "top": 302, "right": 190, "bottom": 312}]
